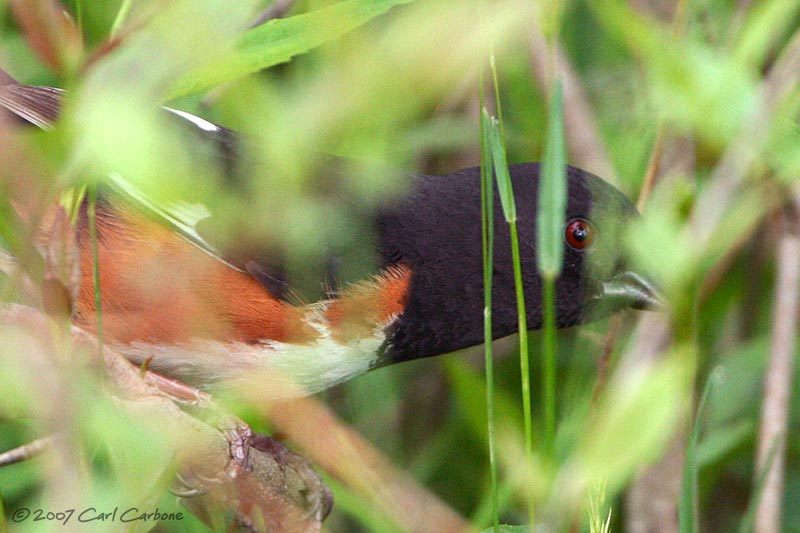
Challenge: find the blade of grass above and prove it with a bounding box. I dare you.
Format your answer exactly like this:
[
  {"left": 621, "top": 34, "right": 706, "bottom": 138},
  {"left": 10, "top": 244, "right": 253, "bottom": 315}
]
[
  {"left": 480, "top": 106, "right": 499, "bottom": 532},
  {"left": 536, "top": 80, "right": 566, "bottom": 278},
  {"left": 679, "top": 366, "right": 724, "bottom": 533},
  {"left": 487, "top": 116, "right": 534, "bottom": 527},
  {"left": 110, "top": 0, "right": 135, "bottom": 38},
  {"left": 73, "top": 0, "right": 83, "bottom": 37},
  {"left": 480, "top": 39, "right": 511, "bottom": 533},
  {"left": 489, "top": 118, "right": 516, "bottom": 223},
  {"left": 489, "top": 55, "right": 505, "bottom": 136},
  {"left": 472, "top": 480, "right": 517, "bottom": 528},
  {"left": 537, "top": 80, "right": 566, "bottom": 455},
  {"left": 588, "top": 481, "right": 612, "bottom": 533},
  {"left": 87, "top": 184, "right": 104, "bottom": 353}
]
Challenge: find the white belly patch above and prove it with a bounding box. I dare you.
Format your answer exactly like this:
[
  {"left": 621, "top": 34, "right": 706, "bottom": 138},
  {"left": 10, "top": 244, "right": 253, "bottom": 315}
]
[{"left": 114, "top": 306, "right": 398, "bottom": 399}]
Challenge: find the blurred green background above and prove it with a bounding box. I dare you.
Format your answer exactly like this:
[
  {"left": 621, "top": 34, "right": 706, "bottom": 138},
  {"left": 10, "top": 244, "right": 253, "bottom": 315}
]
[{"left": 1, "top": 0, "right": 799, "bottom": 531}]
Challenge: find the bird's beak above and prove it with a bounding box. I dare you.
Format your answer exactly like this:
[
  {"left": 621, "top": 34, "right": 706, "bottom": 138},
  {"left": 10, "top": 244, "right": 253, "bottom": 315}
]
[{"left": 593, "top": 270, "right": 664, "bottom": 311}]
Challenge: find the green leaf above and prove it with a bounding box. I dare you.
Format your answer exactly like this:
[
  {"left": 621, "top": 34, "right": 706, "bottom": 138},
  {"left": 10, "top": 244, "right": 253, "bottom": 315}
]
[
  {"left": 488, "top": 116, "right": 516, "bottom": 223},
  {"left": 586, "top": 0, "right": 757, "bottom": 148},
  {"left": 536, "top": 80, "right": 566, "bottom": 278},
  {"left": 169, "top": 0, "right": 415, "bottom": 99},
  {"left": 696, "top": 421, "right": 753, "bottom": 468},
  {"left": 444, "top": 358, "right": 523, "bottom": 443},
  {"left": 734, "top": 0, "right": 800, "bottom": 68},
  {"left": 573, "top": 348, "right": 692, "bottom": 494}
]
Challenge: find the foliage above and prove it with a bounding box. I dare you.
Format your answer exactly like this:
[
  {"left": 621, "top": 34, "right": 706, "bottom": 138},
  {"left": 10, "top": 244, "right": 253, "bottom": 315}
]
[{"left": 1, "top": 0, "right": 799, "bottom": 531}]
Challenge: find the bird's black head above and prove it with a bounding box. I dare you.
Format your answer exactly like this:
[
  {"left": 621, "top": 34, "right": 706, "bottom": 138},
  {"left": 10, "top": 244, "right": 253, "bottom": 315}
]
[{"left": 379, "top": 163, "right": 659, "bottom": 364}]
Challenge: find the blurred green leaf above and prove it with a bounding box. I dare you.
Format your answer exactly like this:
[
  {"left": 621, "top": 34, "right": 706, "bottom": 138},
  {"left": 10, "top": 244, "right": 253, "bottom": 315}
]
[
  {"left": 587, "top": 0, "right": 757, "bottom": 147},
  {"left": 68, "top": 0, "right": 260, "bottom": 195},
  {"left": 697, "top": 420, "right": 753, "bottom": 468},
  {"left": 562, "top": 347, "right": 693, "bottom": 500},
  {"left": 445, "top": 358, "right": 524, "bottom": 444},
  {"left": 169, "top": 0, "right": 416, "bottom": 99},
  {"left": 536, "top": 80, "right": 566, "bottom": 278},
  {"left": 733, "top": 0, "right": 800, "bottom": 68},
  {"left": 324, "top": 477, "right": 404, "bottom": 533}
]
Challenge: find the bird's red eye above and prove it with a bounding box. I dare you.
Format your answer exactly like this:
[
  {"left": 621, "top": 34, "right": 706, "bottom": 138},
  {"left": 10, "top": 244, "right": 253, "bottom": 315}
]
[{"left": 564, "top": 218, "right": 595, "bottom": 251}]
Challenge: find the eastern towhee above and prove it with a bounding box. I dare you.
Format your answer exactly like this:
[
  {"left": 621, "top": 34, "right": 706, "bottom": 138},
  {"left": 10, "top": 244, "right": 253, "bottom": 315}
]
[{"left": 1, "top": 76, "right": 660, "bottom": 399}]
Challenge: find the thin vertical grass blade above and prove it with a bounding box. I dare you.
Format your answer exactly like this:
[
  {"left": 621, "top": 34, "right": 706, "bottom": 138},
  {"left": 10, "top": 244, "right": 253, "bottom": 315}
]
[
  {"left": 480, "top": 106, "right": 500, "bottom": 532},
  {"left": 487, "top": 111, "right": 534, "bottom": 527},
  {"left": 537, "top": 79, "right": 566, "bottom": 455},
  {"left": 536, "top": 80, "right": 566, "bottom": 279},
  {"left": 680, "top": 367, "right": 723, "bottom": 533}
]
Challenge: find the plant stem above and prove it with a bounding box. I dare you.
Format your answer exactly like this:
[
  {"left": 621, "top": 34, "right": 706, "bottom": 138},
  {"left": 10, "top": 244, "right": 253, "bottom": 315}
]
[
  {"left": 509, "top": 221, "right": 534, "bottom": 527},
  {"left": 479, "top": 105, "right": 499, "bottom": 532},
  {"left": 542, "top": 275, "right": 557, "bottom": 454}
]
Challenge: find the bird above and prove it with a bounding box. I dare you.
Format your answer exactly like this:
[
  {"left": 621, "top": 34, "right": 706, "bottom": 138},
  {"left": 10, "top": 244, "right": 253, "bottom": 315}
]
[{"left": 1, "top": 75, "right": 660, "bottom": 399}]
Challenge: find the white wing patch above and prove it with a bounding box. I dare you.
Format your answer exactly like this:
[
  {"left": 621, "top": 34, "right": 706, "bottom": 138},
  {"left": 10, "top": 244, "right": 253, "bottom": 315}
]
[{"left": 163, "top": 107, "right": 221, "bottom": 132}]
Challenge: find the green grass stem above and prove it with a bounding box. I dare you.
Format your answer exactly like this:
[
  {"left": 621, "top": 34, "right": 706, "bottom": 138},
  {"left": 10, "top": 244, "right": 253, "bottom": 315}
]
[
  {"left": 480, "top": 106, "right": 499, "bottom": 532},
  {"left": 537, "top": 80, "right": 566, "bottom": 456},
  {"left": 509, "top": 222, "right": 534, "bottom": 528},
  {"left": 542, "top": 277, "right": 557, "bottom": 453},
  {"left": 680, "top": 367, "right": 723, "bottom": 533},
  {"left": 488, "top": 116, "right": 534, "bottom": 526}
]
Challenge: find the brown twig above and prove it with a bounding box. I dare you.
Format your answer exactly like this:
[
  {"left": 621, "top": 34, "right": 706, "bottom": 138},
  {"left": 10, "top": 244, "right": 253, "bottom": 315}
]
[
  {"left": 265, "top": 394, "right": 474, "bottom": 532},
  {"left": 0, "top": 436, "right": 55, "bottom": 467},
  {"left": 636, "top": 127, "right": 666, "bottom": 212},
  {"left": 620, "top": 312, "right": 680, "bottom": 533},
  {"left": 754, "top": 194, "right": 800, "bottom": 533}
]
